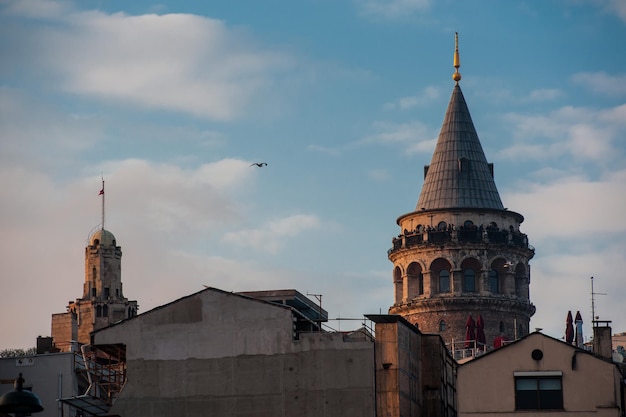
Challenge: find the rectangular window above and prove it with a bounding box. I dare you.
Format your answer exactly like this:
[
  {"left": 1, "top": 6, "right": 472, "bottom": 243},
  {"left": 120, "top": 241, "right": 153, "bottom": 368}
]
[
  {"left": 104, "top": 287, "right": 110, "bottom": 298},
  {"left": 515, "top": 376, "right": 563, "bottom": 410}
]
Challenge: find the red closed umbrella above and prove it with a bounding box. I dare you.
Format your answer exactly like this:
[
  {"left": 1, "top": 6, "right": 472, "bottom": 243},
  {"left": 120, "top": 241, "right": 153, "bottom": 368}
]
[
  {"left": 565, "top": 311, "right": 574, "bottom": 345},
  {"left": 476, "top": 314, "right": 486, "bottom": 348},
  {"left": 464, "top": 315, "right": 475, "bottom": 348}
]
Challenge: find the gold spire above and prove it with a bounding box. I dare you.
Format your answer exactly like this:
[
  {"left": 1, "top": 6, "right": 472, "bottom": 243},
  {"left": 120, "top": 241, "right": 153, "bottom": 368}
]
[{"left": 453, "top": 32, "right": 462, "bottom": 84}]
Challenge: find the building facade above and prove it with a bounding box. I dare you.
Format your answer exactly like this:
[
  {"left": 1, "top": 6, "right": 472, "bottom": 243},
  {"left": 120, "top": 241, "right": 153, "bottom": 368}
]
[
  {"left": 388, "top": 35, "right": 535, "bottom": 348},
  {"left": 51, "top": 227, "right": 138, "bottom": 352},
  {"left": 82, "top": 288, "right": 457, "bottom": 417},
  {"left": 457, "top": 331, "right": 625, "bottom": 416}
]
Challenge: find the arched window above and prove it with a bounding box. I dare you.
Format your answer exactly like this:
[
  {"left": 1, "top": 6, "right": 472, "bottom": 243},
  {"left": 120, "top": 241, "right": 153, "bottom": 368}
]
[
  {"left": 437, "top": 221, "right": 447, "bottom": 231},
  {"left": 463, "top": 269, "right": 476, "bottom": 292},
  {"left": 92, "top": 266, "right": 97, "bottom": 280},
  {"left": 463, "top": 220, "right": 474, "bottom": 229},
  {"left": 439, "top": 320, "right": 446, "bottom": 331},
  {"left": 418, "top": 272, "right": 424, "bottom": 295},
  {"left": 488, "top": 222, "right": 498, "bottom": 230},
  {"left": 439, "top": 270, "right": 450, "bottom": 293},
  {"left": 489, "top": 269, "right": 499, "bottom": 293}
]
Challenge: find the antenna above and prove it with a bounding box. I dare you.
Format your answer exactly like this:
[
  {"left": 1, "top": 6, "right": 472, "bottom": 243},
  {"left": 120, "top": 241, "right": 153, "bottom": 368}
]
[{"left": 590, "top": 276, "right": 606, "bottom": 324}]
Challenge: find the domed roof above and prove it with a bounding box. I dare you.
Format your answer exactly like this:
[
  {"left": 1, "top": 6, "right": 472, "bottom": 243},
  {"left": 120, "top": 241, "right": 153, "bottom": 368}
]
[{"left": 90, "top": 229, "right": 117, "bottom": 246}]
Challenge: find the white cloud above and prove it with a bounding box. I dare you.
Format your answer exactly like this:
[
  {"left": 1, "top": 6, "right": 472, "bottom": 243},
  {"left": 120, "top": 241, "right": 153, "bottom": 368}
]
[
  {"left": 368, "top": 169, "right": 391, "bottom": 182},
  {"left": 571, "top": 71, "right": 626, "bottom": 96},
  {"left": 384, "top": 86, "right": 440, "bottom": 110},
  {"left": 2, "top": 4, "right": 296, "bottom": 121},
  {"left": 222, "top": 214, "right": 321, "bottom": 254},
  {"left": 361, "top": 120, "right": 436, "bottom": 155},
  {"left": 504, "top": 170, "right": 626, "bottom": 241},
  {"left": 499, "top": 104, "right": 625, "bottom": 164},
  {"left": 523, "top": 88, "right": 563, "bottom": 102},
  {"left": 354, "top": 0, "right": 431, "bottom": 19}
]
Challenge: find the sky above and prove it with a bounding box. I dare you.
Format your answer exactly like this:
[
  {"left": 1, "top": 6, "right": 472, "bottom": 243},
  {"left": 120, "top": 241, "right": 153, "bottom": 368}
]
[{"left": 1, "top": 0, "right": 625, "bottom": 350}]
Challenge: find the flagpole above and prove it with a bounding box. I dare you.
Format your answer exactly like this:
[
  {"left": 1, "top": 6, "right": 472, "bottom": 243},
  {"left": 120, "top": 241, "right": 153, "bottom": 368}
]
[{"left": 101, "top": 178, "right": 105, "bottom": 231}]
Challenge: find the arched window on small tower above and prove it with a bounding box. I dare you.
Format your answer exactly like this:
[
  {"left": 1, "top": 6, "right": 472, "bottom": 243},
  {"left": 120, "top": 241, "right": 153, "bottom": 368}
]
[
  {"left": 92, "top": 266, "right": 96, "bottom": 280},
  {"left": 489, "top": 269, "right": 499, "bottom": 294},
  {"left": 439, "top": 320, "right": 446, "bottom": 332}
]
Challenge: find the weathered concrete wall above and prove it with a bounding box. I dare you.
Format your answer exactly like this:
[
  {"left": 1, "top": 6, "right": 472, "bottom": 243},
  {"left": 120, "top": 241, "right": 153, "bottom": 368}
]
[{"left": 94, "top": 289, "right": 375, "bottom": 417}]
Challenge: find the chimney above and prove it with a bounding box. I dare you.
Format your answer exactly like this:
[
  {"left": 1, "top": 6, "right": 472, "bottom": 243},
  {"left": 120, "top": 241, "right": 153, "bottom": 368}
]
[{"left": 592, "top": 320, "right": 613, "bottom": 359}]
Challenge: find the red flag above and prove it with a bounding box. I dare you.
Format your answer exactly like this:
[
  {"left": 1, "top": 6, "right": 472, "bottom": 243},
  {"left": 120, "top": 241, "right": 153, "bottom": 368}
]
[{"left": 98, "top": 189, "right": 104, "bottom": 195}]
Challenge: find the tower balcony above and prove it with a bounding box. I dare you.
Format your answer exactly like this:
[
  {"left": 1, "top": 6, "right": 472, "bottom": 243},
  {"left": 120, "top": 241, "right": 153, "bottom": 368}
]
[{"left": 388, "top": 228, "right": 534, "bottom": 255}]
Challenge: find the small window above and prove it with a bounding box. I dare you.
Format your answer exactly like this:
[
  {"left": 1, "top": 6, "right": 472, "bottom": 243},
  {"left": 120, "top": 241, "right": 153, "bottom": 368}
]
[
  {"left": 115, "top": 288, "right": 119, "bottom": 297},
  {"left": 458, "top": 157, "right": 469, "bottom": 172},
  {"left": 499, "top": 321, "right": 505, "bottom": 333},
  {"left": 96, "top": 305, "right": 102, "bottom": 317},
  {"left": 463, "top": 220, "right": 474, "bottom": 229},
  {"left": 515, "top": 377, "right": 563, "bottom": 410},
  {"left": 91, "top": 288, "right": 96, "bottom": 297},
  {"left": 92, "top": 267, "right": 97, "bottom": 280},
  {"left": 439, "top": 270, "right": 450, "bottom": 293},
  {"left": 489, "top": 270, "right": 499, "bottom": 293},
  {"left": 439, "top": 320, "right": 446, "bottom": 331},
  {"left": 102, "top": 305, "right": 108, "bottom": 317},
  {"left": 104, "top": 288, "right": 110, "bottom": 298},
  {"left": 463, "top": 269, "right": 476, "bottom": 292},
  {"left": 437, "top": 221, "right": 447, "bottom": 231}
]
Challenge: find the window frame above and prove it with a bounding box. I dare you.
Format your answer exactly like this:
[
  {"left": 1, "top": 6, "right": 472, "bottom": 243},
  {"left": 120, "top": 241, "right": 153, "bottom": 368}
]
[{"left": 514, "top": 371, "right": 563, "bottom": 411}]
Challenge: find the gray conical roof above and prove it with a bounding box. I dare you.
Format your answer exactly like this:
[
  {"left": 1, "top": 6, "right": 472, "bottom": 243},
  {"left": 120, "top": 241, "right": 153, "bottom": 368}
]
[{"left": 416, "top": 85, "right": 504, "bottom": 211}]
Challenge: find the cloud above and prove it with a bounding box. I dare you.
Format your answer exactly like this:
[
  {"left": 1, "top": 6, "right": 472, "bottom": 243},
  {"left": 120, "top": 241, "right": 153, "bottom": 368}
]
[
  {"left": 306, "top": 144, "right": 341, "bottom": 157},
  {"left": 498, "top": 104, "right": 625, "bottom": 165},
  {"left": 222, "top": 214, "right": 321, "bottom": 254},
  {"left": 504, "top": 170, "right": 626, "bottom": 241},
  {"left": 571, "top": 72, "right": 626, "bottom": 96},
  {"left": 360, "top": 120, "right": 437, "bottom": 155},
  {"left": 368, "top": 169, "right": 391, "bottom": 182},
  {"left": 523, "top": 88, "right": 563, "bottom": 102},
  {"left": 354, "top": 0, "right": 431, "bottom": 19},
  {"left": 1, "top": 2, "right": 297, "bottom": 121},
  {"left": 384, "top": 86, "right": 440, "bottom": 110}
]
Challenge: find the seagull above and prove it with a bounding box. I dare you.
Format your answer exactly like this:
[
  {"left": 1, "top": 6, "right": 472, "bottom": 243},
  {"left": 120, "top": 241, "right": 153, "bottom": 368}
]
[{"left": 250, "top": 162, "right": 267, "bottom": 167}]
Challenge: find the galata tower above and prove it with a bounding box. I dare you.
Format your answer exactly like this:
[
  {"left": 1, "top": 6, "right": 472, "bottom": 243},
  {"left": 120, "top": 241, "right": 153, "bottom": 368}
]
[{"left": 388, "top": 34, "right": 535, "bottom": 349}]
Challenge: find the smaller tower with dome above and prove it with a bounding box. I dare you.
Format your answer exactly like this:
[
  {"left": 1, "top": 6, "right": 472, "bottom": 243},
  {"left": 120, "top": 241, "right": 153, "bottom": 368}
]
[{"left": 51, "top": 181, "right": 138, "bottom": 352}]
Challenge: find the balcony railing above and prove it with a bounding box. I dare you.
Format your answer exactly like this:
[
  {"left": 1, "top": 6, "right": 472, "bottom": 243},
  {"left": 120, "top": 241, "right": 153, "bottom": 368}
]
[{"left": 389, "top": 228, "right": 532, "bottom": 255}]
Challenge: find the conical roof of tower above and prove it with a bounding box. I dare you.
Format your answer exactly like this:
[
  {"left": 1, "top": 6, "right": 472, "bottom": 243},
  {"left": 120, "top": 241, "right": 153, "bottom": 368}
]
[{"left": 415, "top": 84, "right": 504, "bottom": 211}]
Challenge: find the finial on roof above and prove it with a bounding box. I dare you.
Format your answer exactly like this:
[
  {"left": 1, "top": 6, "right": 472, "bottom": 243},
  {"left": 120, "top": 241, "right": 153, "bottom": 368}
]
[{"left": 453, "top": 32, "right": 462, "bottom": 84}]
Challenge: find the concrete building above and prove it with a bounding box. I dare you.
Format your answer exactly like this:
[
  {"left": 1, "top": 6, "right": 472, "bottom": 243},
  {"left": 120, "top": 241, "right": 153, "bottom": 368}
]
[
  {"left": 388, "top": 34, "right": 535, "bottom": 349},
  {"left": 51, "top": 226, "right": 138, "bottom": 352},
  {"left": 457, "top": 330, "right": 626, "bottom": 416},
  {"left": 79, "top": 287, "right": 457, "bottom": 417},
  {"left": 0, "top": 349, "right": 76, "bottom": 417}
]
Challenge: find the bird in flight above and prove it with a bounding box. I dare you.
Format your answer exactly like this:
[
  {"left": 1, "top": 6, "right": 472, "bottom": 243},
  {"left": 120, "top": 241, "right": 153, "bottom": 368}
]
[{"left": 250, "top": 162, "right": 267, "bottom": 167}]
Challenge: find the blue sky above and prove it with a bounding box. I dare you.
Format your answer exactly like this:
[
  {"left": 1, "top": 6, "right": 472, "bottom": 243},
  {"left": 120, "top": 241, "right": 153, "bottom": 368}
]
[{"left": 1, "top": 0, "right": 625, "bottom": 349}]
